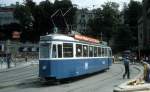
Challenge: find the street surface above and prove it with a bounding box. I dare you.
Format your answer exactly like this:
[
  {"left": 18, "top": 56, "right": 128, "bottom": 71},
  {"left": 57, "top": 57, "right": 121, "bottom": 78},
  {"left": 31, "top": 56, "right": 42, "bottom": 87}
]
[{"left": 0, "top": 63, "right": 142, "bottom": 92}]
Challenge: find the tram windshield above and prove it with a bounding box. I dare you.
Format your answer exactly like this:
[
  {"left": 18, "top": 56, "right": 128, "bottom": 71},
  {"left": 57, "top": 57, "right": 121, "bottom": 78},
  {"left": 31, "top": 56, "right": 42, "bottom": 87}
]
[{"left": 40, "top": 43, "right": 51, "bottom": 58}]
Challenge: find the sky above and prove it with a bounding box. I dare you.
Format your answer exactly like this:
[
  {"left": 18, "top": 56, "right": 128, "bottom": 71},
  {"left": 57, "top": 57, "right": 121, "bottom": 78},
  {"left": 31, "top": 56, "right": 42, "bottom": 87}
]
[{"left": 0, "top": 0, "right": 142, "bottom": 9}]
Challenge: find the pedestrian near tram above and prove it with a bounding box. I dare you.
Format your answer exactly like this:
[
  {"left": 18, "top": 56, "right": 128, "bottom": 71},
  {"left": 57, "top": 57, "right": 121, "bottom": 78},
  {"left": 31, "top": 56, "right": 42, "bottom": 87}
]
[{"left": 123, "top": 57, "right": 130, "bottom": 79}]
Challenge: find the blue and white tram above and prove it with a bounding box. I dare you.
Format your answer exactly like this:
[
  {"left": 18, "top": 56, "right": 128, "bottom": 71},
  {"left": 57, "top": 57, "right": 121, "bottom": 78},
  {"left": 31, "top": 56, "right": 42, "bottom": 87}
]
[{"left": 39, "top": 34, "right": 112, "bottom": 79}]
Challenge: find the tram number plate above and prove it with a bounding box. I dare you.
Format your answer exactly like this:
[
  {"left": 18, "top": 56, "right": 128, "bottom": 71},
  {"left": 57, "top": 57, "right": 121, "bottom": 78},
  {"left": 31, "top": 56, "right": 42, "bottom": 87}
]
[
  {"left": 85, "top": 62, "right": 88, "bottom": 70},
  {"left": 102, "top": 61, "right": 105, "bottom": 64}
]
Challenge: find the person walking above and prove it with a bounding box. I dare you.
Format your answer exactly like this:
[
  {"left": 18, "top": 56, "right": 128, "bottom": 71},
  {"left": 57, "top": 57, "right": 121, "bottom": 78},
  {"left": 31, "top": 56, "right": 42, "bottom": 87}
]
[{"left": 123, "top": 57, "right": 130, "bottom": 79}]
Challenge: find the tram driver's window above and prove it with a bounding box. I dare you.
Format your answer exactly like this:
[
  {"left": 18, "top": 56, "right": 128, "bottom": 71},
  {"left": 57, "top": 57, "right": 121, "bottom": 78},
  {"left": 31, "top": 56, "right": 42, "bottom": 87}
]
[{"left": 76, "top": 44, "right": 82, "bottom": 57}]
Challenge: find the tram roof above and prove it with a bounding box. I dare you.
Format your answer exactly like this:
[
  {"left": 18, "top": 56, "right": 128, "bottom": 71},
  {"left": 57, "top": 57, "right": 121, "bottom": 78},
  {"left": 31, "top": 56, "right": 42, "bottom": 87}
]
[
  {"left": 40, "top": 34, "right": 108, "bottom": 46},
  {"left": 40, "top": 34, "right": 77, "bottom": 41}
]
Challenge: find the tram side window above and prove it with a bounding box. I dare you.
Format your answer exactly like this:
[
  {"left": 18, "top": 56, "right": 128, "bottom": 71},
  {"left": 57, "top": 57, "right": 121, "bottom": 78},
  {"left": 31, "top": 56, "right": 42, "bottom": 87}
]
[
  {"left": 98, "top": 47, "right": 101, "bottom": 57},
  {"left": 89, "top": 46, "right": 93, "bottom": 57},
  {"left": 52, "top": 44, "right": 57, "bottom": 58},
  {"left": 94, "top": 47, "right": 97, "bottom": 57},
  {"left": 76, "top": 44, "right": 82, "bottom": 57},
  {"left": 63, "top": 43, "right": 73, "bottom": 57},
  {"left": 58, "top": 44, "right": 62, "bottom": 58},
  {"left": 83, "top": 45, "right": 88, "bottom": 57}
]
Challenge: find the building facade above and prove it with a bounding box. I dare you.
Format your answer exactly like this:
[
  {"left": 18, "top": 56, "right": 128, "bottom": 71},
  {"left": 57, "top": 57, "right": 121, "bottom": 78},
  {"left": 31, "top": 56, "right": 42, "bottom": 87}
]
[
  {"left": 74, "top": 9, "right": 95, "bottom": 34},
  {"left": 0, "top": 6, "right": 19, "bottom": 25}
]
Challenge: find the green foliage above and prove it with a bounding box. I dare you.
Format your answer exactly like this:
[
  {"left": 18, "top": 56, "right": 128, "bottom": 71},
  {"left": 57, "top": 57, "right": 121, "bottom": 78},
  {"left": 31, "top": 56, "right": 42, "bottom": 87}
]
[
  {"left": 114, "top": 24, "right": 134, "bottom": 51},
  {"left": 123, "top": 1, "right": 142, "bottom": 46},
  {"left": 13, "top": 0, "right": 76, "bottom": 42},
  {"left": 14, "top": 5, "right": 32, "bottom": 28},
  {"left": 88, "top": 2, "right": 120, "bottom": 42},
  {"left": 53, "top": 0, "right": 76, "bottom": 30},
  {"left": 114, "top": 0, "right": 142, "bottom": 52}
]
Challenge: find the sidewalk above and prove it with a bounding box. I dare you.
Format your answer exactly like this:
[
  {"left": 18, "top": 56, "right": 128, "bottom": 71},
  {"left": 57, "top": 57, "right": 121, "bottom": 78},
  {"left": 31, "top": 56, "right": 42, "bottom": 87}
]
[{"left": 0, "top": 59, "right": 39, "bottom": 72}]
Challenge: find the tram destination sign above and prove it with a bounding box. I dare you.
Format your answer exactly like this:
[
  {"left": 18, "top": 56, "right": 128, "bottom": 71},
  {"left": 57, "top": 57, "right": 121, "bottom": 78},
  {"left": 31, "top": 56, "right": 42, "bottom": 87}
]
[{"left": 74, "top": 35, "right": 100, "bottom": 43}]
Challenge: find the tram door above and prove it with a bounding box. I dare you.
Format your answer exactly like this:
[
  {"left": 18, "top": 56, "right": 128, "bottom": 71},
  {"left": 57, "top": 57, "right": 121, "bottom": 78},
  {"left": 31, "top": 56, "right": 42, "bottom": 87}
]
[{"left": 52, "top": 44, "right": 62, "bottom": 58}]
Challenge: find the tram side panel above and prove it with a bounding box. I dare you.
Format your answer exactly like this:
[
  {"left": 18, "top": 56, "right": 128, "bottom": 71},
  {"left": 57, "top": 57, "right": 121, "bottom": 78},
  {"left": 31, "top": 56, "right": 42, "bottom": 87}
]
[
  {"left": 39, "top": 60, "right": 51, "bottom": 78},
  {"left": 39, "top": 58, "right": 110, "bottom": 79}
]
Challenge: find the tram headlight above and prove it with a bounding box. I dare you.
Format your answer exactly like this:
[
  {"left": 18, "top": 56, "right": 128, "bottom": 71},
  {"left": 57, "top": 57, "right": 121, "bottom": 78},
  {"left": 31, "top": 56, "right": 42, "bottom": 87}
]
[{"left": 42, "top": 66, "right": 47, "bottom": 70}]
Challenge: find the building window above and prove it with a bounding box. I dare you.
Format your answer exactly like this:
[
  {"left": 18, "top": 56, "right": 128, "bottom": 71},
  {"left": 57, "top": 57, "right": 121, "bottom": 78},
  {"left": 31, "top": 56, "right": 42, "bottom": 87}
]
[{"left": 81, "top": 14, "right": 85, "bottom": 18}]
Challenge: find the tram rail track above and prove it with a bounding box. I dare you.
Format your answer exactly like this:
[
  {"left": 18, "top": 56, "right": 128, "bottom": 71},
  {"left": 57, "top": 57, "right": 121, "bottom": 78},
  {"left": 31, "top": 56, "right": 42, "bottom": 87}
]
[
  {"left": 0, "top": 66, "right": 37, "bottom": 76},
  {"left": 0, "top": 65, "right": 38, "bottom": 84},
  {"left": 66, "top": 65, "right": 141, "bottom": 92},
  {"left": 0, "top": 64, "right": 34, "bottom": 73},
  {"left": 0, "top": 63, "right": 142, "bottom": 92},
  {"left": 0, "top": 73, "right": 38, "bottom": 83}
]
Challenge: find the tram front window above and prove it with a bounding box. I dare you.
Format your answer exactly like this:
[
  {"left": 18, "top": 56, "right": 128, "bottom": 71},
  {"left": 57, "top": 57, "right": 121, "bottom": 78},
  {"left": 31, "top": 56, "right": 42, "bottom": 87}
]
[{"left": 40, "top": 43, "right": 51, "bottom": 58}]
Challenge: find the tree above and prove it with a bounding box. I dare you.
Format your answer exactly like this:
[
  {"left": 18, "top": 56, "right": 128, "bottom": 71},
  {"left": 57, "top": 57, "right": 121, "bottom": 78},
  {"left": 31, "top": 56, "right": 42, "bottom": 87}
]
[
  {"left": 101, "top": 2, "right": 119, "bottom": 42},
  {"left": 124, "top": 0, "right": 142, "bottom": 47},
  {"left": 39, "top": 0, "right": 54, "bottom": 34},
  {"left": 14, "top": 0, "right": 76, "bottom": 42},
  {"left": 88, "top": 8, "right": 103, "bottom": 36},
  {"left": 53, "top": 0, "right": 76, "bottom": 32},
  {"left": 114, "top": 24, "right": 134, "bottom": 51},
  {"left": 88, "top": 2, "right": 120, "bottom": 43},
  {"left": 113, "top": 1, "right": 142, "bottom": 52},
  {"left": 14, "top": 5, "right": 32, "bottom": 30}
]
